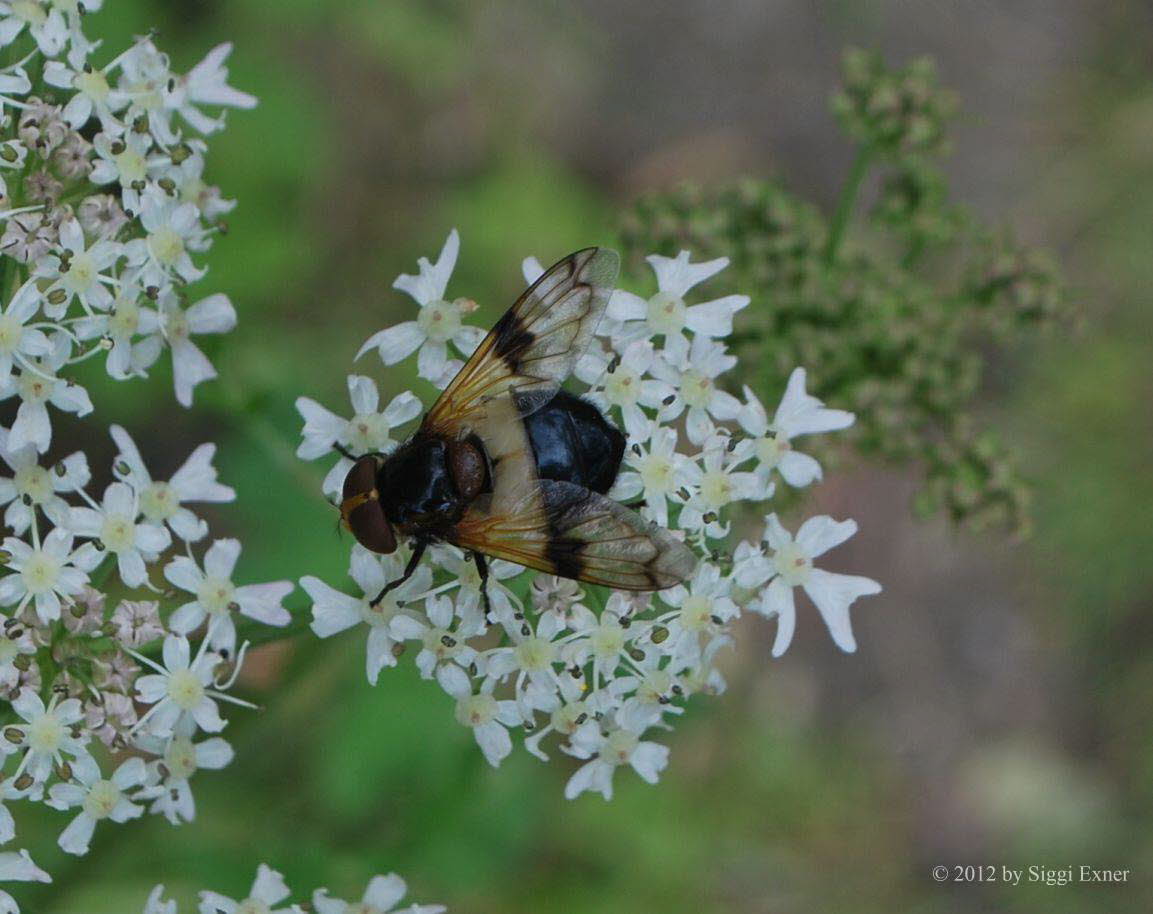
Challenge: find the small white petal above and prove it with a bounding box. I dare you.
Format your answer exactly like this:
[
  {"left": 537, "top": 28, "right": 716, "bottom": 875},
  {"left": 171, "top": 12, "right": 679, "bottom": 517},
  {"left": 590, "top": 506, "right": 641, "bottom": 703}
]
[
  {"left": 802, "top": 569, "right": 881, "bottom": 654},
  {"left": 357, "top": 321, "right": 424, "bottom": 364}
]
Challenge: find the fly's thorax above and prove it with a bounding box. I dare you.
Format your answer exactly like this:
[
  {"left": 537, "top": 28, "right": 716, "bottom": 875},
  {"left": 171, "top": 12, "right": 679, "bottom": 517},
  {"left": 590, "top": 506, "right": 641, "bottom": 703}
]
[{"left": 377, "top": 435, "right": 461, "bottom": 529}]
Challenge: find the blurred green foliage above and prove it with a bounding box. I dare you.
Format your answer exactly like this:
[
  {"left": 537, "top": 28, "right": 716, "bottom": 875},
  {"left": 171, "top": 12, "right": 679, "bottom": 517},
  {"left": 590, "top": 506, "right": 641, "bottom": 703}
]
[{"left": 10, "top": 3, "right": 1152, "bottom": 913}]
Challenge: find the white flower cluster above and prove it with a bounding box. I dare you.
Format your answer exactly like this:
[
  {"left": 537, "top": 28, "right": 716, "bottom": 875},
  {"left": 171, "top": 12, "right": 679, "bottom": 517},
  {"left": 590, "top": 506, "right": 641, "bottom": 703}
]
[
  {"left": 0, "top": 5, "right": 264, "bottom": 909},
  {"left": 0, "top": 2, "right": 255, "bottom": 435},
  {"left": 297, "top": 230, "right": 882, "bottom": 800},
  {"left": 0, "top": 426, "right": 291, "bottom": 869},
  {"left": 142, "top": 863, "right": 445, "bottom": 914}
]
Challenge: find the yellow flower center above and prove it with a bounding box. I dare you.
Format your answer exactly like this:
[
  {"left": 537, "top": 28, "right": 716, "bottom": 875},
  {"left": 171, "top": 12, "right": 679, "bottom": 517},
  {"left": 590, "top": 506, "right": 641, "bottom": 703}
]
[
  {"left": 513, "top": 636, "right": 556, "bottom": 673},
  {"left": 197, "top": 575, "right": 235, "bottom": 616},
  {"left": 114, "top": 148, "right": 147, "bottom": 184},
  {"left": 550, "top": 701, "right": 588, "bottom": 735},
  {"left": 359, "top": 595, "right": 399, "bottom": 628},
  {"left": 18, "top": 372, "right": 54, "bottom": 404},
  {"left": 64, "top": 252, "right": 97, "bottom": 292},
  {"left": 163, "top": 308, "right": 190, "bottom": 343},
  {"left": 417, "top": 299, "right": 461, "bottom": 343},
  {"left": 604, "top": 367, "right": 641, "bottom": 408},
  {"left": 773, "top": 541, "right": 811, "bottom": 586},
  {"left": 756, "top": 434, "right": 789, "bottom": 468},
  {"left": 100, "top": 513, "right": 136, "bottom": 553},
  {"left": 422, "top": 626, "right": 459, "bottom": 660},
  {"left": 26, "top": 711, "right": 64, "bottom": 753},
  {"left": 109, "top": 297, "right": 141, "bottom": 337},
  {"left": 164, "top": 737, "right": 198, "bottom": 780},
  {"left": 590, "top": 622, "right": 626, "bottom": 662},
  {"left": 345, "top": 413, "right": 389, "bottom": 452},
  {"left": 14, "top": 464, "right": 52, "bottom": 503},
  {"left": 22, "top": 551, "right": 61, "bottom": 595},
  {"left": 455, "top": 692, "right": 498, "bottom": 728},
  {"left": 140, "top": 481, "right": 178, "bottom": 522},
  {"left": 149, "top": 227, "right": 185, "bottom": 266},
  {"left": 679, "top": 594, "right": 713, "bottom": 632},
  {"left": 698, "top": 471, "right": 733, "bottom": 509},
  {"left": 646, "top": 291, "right": 687, "bottom": 335},
  {"left": 166, "top": 668, "right": 205, "bottom": 711},
  {"left": 680, "top": 371, "right": 713, "bottom": 409},
  {"left": 75, "top": 68, "right": 111, "bottom": 102},
  {"left": 82, "top": 779, "right": 122, "bottom": 819},
  {"left": 638, "top": 453, "right": 673, "bottom": 493},
  {"left": 604, "top": 729, "right": 639, "bottom": 764},
  {"left": 637, "top": 669, "right": 674, "bottom": 705}
]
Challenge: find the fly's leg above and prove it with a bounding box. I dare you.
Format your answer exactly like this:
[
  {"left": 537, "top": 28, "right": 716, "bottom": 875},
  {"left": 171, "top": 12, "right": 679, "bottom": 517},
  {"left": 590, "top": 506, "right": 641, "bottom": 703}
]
[
  {"left": 335, "top": 443, "right": 391, "bottom": 462},
  {"left": 473, "top": 551, "right": 492, "bottom": 620},
  {"left": 371, "top": 539, "right": 427, "bottom": 606}
]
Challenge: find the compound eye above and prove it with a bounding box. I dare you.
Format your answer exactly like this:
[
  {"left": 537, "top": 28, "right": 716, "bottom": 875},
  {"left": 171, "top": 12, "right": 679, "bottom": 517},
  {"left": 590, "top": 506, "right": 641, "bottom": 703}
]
[
  {"left": 347, "top": 498, "right": 397, "bottom": 554},
  {"left": 340, "top": 456, "right": 396, "bottom": 554},
  {"left": 343, "top": 455, "right": 378, "bottom": 501}
]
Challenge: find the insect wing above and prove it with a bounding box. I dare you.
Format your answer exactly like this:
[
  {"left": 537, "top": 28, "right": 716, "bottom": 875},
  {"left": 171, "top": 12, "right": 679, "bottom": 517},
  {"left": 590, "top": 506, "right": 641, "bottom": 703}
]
[
  {"left": 422, "top": 247, "right": 619, "bottom": 437},
  {"left": 453, "top": 478, "right": 697, "bottom": 591}
]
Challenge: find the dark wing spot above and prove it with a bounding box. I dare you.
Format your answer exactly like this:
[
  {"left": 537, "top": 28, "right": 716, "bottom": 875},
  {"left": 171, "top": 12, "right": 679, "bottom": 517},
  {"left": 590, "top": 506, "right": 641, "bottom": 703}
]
[
  {"left": 491, "top": 309, "right": 536, "bottom": 372},
  {"left": 544, "top": 535, "right": 585, "bottom": 580},
  {"left": 541, "top": 482, "right": 590, "bottom": 581}
]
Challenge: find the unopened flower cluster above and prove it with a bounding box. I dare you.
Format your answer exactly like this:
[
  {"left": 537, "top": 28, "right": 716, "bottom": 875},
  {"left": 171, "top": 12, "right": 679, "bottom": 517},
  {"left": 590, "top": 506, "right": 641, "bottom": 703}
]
[
  {"left": 296, "top": 229, "right": 882, "bottom": 800},
  {"left": 0, "top": 5, "right": 267, "bottom": 909},
  {"left": 141, "top": 863, "right": 445, "bottom": 914},
  {"left": 620, "top": 50, "right": 1069, "bottom": 535}
]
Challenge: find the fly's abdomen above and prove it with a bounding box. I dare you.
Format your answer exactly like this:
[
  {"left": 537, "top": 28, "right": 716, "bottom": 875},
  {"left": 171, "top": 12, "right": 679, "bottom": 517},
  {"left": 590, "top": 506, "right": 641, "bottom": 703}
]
[{"left": 519, "top": 390, "right": 625, "bottom": 494}]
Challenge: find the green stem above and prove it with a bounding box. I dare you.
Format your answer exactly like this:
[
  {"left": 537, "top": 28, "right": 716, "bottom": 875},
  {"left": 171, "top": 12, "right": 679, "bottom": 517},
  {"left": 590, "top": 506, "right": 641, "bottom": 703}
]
[{"left": 823, "top": 144, "right": 874, "bottom": 264}]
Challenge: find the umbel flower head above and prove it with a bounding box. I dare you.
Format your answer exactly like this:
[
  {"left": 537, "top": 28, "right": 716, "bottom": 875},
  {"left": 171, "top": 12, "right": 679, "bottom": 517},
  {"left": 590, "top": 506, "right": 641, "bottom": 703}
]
[
  {"left": 0, "top": 2, "right": 266, "bottom": 905},
  {"left": 296, "top": 229, "right": 882, "bottom": 801},
  {"left": 0, "top": 424, "right": 292, "bottom": 889}
]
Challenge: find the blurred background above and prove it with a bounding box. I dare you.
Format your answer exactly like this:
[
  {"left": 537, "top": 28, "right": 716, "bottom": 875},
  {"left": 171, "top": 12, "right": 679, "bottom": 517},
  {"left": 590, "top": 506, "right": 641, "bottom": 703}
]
[{"left": 15, "top": 0, "right": 1153, "bottom": 911}]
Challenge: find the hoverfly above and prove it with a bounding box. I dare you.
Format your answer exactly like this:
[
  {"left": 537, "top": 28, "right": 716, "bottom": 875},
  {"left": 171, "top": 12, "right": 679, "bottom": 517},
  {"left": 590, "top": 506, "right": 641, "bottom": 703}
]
[{"left": 336, "top": 247, "right": 696, "bottom": 610}]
